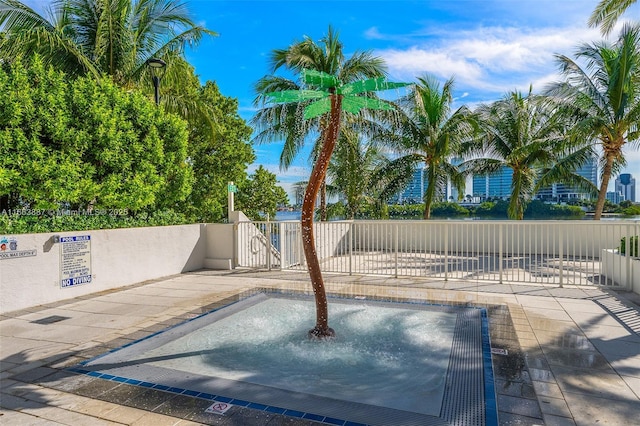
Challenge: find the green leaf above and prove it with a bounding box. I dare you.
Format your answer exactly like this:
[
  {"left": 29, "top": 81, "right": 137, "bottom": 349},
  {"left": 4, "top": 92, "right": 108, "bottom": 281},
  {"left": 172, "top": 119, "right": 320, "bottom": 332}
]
[
  {"left": 266, "top": 90, "right": 327, "bottom": 103},
  {"left": 303, "top": 97, "right": 332, "bottom": 119},
  {"left": 340, "top": 78, "right": 411, "bottom": 95},
  {"left": 302, "top": 69, "right": 340, "bottom": 89},
  {"left": 341, "top": 96, "right": 395, "bottom": 114}
]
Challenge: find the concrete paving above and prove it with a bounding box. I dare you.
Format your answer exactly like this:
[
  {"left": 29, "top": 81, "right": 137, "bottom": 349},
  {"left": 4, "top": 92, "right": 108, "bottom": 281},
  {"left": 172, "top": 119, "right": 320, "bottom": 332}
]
[{"left": 1, "top": 269, "right": 639, "bottom": 425}]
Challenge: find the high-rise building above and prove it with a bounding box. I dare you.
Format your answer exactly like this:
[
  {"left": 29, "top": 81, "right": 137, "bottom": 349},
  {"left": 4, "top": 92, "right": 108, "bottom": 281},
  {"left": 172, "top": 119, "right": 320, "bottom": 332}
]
[
  {"left": 606, "top": 191, "right": 625, "bottom": 204},
  {"left": 615, "top": 173, "right": 636, "bottom": 202},
  {"left": 391, "top": 165, "right": 451, "bottom": 204},
  {"left": 536, "top": 156, "right": 598, "bottom": 201},
  {"left": 392, "top": 167, "right": 424, "bottom": 204},
  {"left": 472, "top": 166, "right": 513, "bottom": 200}
]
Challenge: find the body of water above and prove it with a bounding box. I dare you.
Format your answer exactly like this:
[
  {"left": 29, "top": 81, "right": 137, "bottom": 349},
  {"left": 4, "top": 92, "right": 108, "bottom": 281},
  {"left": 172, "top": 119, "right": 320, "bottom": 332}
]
[{"left": 275, "top": 210, "right": 640, "bottom": 221}]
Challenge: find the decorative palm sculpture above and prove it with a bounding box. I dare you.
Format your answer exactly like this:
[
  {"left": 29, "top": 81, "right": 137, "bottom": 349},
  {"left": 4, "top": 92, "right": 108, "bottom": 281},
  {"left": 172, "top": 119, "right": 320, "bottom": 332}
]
[{"left": 267, "top": 69, "right": 409, "bottom": 339}]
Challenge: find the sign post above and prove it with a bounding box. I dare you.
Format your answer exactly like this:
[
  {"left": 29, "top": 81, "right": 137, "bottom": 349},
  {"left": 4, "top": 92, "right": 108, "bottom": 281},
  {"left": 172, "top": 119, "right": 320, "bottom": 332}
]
[{"left": 227, "top": 181, "right": 237, "bottom": 221}]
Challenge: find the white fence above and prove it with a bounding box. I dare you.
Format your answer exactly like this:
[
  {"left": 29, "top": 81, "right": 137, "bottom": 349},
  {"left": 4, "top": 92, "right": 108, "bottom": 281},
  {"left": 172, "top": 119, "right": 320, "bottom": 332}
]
[{"left": 236, "top": 220, "right": 640, "bottom": 289}]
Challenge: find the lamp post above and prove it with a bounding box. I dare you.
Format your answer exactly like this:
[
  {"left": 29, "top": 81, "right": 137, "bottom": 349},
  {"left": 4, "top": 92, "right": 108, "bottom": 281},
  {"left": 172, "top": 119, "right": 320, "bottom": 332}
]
[{"left": 146, "top": 58, "right": 166, "bottom": 105}]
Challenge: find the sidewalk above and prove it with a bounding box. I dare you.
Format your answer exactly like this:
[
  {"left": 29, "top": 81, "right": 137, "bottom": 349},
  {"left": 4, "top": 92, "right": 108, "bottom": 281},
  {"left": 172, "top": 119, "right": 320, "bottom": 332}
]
[{"left": 1, "top": 270, "right": 639, "bottom": 425}]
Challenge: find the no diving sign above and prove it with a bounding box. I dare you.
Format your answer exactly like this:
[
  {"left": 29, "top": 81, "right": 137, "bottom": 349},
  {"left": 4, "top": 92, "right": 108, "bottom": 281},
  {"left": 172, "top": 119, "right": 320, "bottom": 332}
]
[
  {"left": 60, "top": 235, "right": 92, "bottom": 288},
  {"left": 206, "top": 402, "right": 232, "bottom": 415}
]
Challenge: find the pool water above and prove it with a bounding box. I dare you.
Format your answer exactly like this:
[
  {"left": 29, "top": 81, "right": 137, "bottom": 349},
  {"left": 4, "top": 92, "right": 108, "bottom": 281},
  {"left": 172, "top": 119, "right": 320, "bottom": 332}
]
[{"left": 76, "top": 292, "right": 496, "bottom": 425}]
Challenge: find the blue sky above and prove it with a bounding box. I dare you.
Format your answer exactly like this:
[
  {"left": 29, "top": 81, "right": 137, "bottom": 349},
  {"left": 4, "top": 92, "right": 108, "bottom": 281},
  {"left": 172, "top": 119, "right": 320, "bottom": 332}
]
[{"left": 26, "top": 0, "right": 640, "bottom": 200}]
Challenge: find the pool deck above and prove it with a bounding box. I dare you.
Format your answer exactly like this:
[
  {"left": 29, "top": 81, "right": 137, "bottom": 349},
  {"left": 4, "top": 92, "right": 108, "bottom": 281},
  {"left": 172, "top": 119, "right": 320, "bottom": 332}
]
[{"left": 1, "top": 269, "right": 639, "bottom": 426}]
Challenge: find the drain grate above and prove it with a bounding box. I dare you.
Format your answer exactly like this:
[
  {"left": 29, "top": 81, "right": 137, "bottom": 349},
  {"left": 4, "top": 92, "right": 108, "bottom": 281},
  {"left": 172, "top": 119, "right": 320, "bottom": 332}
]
[{"left": 31, "top": 315, "right": 69, "bottom": 324}]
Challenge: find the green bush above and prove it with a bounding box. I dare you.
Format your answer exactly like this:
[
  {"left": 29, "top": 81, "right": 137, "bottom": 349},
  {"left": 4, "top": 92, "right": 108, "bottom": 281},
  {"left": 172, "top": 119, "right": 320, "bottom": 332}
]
[
  {"left": 1, "top": 57, "right": 192, "bottom": 213},
  {"left": 620, "top": 235, "right": 639, "bottom": 257},
  {"left": 0, "top": 210, "right": 189, "bottom": 234},
  {"left": 430, "top": 202, "right": 469, "bottom": 217},
  {"left": 387, "top": 204, "right": 424, "bottom": 219},
  {"left": 621, "top": 205, "right": 640, "bottom": 217}
]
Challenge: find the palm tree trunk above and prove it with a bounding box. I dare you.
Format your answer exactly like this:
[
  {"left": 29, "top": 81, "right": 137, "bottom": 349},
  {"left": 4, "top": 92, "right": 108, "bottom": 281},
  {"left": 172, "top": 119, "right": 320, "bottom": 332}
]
[
  {"left": 301, "top": 94, "right": 342, "bottom": 339},
  {"left": 423, "top": 167, "right": 436, "bottom": 219},
  {"left": 423, "top": 203, "right": 431, "bottom": 219},
  {"left": 594, "top": 153, "right": 616, "bottom": 220}
]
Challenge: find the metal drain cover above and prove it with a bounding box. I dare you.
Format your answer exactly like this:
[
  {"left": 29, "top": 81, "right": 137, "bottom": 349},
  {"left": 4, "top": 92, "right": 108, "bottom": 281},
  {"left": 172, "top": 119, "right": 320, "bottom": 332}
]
[{"left": 31, "top": 315, "right": 69, "bottom": 324}]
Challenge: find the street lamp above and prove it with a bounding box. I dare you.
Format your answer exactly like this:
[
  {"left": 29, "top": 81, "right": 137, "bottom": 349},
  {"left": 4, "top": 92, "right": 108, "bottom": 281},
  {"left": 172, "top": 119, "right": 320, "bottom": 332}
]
[{"left": 146, "top": 58, "right": 166, "bottom": 105}]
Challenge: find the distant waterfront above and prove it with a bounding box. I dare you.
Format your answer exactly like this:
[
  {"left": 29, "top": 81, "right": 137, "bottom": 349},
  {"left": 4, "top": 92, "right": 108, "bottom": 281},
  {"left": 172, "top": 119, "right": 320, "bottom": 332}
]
[
  {"left": 275, "top": 210, "right": 302, "bottom": 221},
  {"left": 275, "top": 210, "right": 640, "bottom": 221}
]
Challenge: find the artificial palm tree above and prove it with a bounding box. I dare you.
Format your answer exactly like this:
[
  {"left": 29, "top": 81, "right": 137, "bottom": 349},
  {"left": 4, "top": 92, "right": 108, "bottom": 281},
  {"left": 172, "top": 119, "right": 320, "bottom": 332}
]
[
  {"left": 0, "top": 0, "right": 215, "bottom": 116},
  {"left": 375, "top": 75, "right": 475, "bottom": 219},
  {"left": 264, "top": 69, "right": 409, "bottom": 338},
  {"left": 465, "top": 89, "right": 594, "bottom": 220},
  {"left": 252, "top": 26, "right": 387, "bottom": 220},
  {"left": 589, "top": 0, "right": 637, "bottom": 35},
  {"left": 547, "top": 23, "right": 640, "bottom": 220}
]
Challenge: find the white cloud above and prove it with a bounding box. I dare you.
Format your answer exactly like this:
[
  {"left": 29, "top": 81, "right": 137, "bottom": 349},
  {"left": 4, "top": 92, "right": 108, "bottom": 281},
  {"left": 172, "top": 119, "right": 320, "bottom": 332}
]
[
  {"left": 376, "top": 24, "right": 603, "bottom": 99},
  {"left": 248, "top": 163, "right": 310, "bottom": 182},
  {"left": 364, "top": 26, "right": 385, "bottom": 40},
  {"left": 383, "top": 47, "right": 485, "bottom": 86}
]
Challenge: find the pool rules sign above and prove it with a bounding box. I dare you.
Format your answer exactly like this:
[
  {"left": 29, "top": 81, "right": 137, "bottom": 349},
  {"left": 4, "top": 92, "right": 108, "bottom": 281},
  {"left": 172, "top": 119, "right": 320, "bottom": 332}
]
[{"left": 60, "top": 235, "right": 92, "bottom": 288}]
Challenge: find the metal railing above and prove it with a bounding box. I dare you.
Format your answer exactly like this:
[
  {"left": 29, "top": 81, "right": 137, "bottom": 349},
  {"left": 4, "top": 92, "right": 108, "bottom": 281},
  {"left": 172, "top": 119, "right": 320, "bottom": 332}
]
[{"left": 236, "top": 220, "right": 639, "bottom": 288}]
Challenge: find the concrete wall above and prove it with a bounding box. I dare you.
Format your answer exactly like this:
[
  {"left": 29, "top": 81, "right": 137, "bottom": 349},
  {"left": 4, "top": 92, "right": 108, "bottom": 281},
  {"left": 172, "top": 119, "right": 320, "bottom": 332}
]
[
  {"left": 0, "top": 224, "right": 206, "bottom": 314},
  {"left": 204, "top": 224, "right": 234, "bottom": 270},
  {"left": 601, "top": 249, "right": 640, "bottom": 291},
  {"left": 3, "top": 218, "right": 638, "bottom": 314}
]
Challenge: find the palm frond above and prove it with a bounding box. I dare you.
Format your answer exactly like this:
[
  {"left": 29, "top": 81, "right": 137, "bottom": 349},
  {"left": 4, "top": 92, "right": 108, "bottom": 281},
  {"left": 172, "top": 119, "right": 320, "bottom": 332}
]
[{"left": 588, "top": 0, "right": 636, "bottom": 35}]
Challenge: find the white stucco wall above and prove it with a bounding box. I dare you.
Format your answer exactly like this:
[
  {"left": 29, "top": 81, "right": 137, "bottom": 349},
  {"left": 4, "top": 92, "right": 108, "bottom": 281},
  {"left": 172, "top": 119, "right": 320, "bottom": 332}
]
[
  {"left": 205, "top": 223, "right": 234, "bottom": 269},
  {"left": 601, "top": 249, "right": 640, "bottom": 290},
  {"left": 0, "top": 224, "right": 206, "bottom": 314}
]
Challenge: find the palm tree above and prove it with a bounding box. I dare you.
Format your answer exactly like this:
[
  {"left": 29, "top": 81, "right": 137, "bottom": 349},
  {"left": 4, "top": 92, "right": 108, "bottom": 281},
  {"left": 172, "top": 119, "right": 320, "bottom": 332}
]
[
  {"left": 546, "top": 24, "right": 640, "bottom": 220},
  {"left": 291, "top": 181, "right": 307, "bottom": 207},
  {"left": 589, "top": 0, "right": 637, "bottom": 35},
  {"left": 265, "top": 69, "right": 408, "bottom": 338},
  {"left": 252, "top": 26, "right": 387, "bottom": 220},
  {"left": 326, "top": 131, "right": 399, "bottom": 219},
  {"left": 376, "top": 75, "right": 475, "bottom": 219},
  {"left": 465, "top": 89, "right": 595, "bottom": 220},
  {"left": 0, "top": 0, "right": 215, "bottom": 118}
]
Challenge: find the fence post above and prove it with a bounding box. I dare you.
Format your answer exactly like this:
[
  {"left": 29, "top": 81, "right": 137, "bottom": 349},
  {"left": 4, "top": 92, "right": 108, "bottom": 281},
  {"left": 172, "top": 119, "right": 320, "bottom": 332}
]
[
  {"left": 349, "top": 222, "right": 353, "bottom": 275},
  {"left": 444, "top": 223, "right": 449, "bottom": 281},
  {"left": 394, "top": 223, "right": 399, "bottom": 278},
  {"left": 279, "top": 221, "right": 284, "bottom": 271},
  {"left": 499, "top": 224, "right": 503, "bottom": 284},
  {"left": 625, "top": 223, "right": 633, "bottom": 290},
  {"left": 626, "top": 221, "right": 640, "bottom": 293},
  {"left": 298, "top": 222, "right": 305, "bottom": 270},
  {"left": 265, "top": 221, "right": 271, "bottom": 271},
  {"left": 558, "top": 225, "right": 563, "bottom": 288}
]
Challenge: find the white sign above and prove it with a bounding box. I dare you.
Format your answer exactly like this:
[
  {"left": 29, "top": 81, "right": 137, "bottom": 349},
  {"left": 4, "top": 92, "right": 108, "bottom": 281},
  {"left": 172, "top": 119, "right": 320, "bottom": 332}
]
[
  {"left": 0, "top": 249, "right": 37, "bottom": 260},
  {"left": 205, "top": 402, "right": 232, "bottom": 414},
  {"left": 0, "top": 236, "right": 36, "bottom": 260},
  {"left": 60, "top": 235, "right": 92, "bottom": 288}
]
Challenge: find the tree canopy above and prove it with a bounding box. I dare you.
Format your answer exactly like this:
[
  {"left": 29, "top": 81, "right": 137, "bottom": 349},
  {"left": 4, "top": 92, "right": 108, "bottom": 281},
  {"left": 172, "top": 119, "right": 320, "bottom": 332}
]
[
  {"left": 378, "top": 75, "right": 475, "bottom": 219},
  {"left": 547, "top": 23, "right": 640, "bottom": 219},
  {"left": 0, "top": 57, "right": 191, "bottom": 213},
  {"left": 179, "top": 81, "right": 256, "bottom": 223},
  {"left": 236, "top": 166, "right": 289, "bottom": 221}
]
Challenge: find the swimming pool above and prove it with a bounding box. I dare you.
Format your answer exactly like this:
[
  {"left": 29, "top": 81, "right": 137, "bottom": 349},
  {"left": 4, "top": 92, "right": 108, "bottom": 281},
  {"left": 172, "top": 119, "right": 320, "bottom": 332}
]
[{"left": 71, "top": 291, "right": 497, "bottom": 425}]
